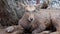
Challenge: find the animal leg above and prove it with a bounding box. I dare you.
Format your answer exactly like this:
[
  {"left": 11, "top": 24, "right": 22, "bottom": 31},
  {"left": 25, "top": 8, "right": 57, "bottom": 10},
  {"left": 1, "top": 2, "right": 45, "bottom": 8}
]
[{"left": 5, "top": 25, "right": 24, "bottom": 33}]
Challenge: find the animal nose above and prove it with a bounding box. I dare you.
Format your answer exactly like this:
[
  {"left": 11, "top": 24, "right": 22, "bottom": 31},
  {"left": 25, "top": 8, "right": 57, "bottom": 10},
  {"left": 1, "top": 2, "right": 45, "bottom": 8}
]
[
  {"left": 28, "top": 18, "right": 33, "bottom": 22},
  {"left": 30, "top": 18, "right": 33, "bottom": 21}
]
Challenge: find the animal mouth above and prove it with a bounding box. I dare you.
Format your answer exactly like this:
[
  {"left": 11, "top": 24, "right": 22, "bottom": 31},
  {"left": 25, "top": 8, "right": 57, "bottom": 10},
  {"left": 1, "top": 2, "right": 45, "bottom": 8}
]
[{"left": 28, "top": 19, "right": 33, "bottom": 22}]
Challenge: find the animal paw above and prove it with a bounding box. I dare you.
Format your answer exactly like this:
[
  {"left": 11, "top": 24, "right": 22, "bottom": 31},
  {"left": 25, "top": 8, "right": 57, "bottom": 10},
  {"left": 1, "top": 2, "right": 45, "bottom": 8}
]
[{"left": 5, "top": 26, "right": 14, "bottom": 33}]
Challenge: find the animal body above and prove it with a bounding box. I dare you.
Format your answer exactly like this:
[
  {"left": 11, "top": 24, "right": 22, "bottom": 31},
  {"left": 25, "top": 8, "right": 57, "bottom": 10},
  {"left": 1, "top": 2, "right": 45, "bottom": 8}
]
[{"left": 5, "top": 3, "right": 60, "bottom": 34}]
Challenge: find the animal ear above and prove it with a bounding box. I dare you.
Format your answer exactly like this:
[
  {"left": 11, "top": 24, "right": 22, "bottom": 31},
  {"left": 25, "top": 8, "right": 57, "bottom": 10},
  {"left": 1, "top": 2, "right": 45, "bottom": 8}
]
[
  {"left": 35, "top": 4, "right": 42, "bottom": 10},
  {"left": 18, "top": 2, "right": 27, "bottom": 9}
]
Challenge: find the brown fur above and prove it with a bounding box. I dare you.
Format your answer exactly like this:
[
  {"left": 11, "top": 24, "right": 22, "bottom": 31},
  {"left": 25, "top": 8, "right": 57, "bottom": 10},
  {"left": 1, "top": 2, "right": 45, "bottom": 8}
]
[
  {"left": 5, "top": 5, "right": 60, "bottom": 34},
  {"left": 38, "top": 31, "right": 50, "bottom": 34}
]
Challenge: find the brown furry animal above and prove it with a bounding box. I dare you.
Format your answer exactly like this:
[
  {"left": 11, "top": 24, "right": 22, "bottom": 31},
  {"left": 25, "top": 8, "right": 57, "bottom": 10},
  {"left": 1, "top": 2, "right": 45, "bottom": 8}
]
[{"left": 5, "top": 3, "right": 60, "bottom": 34}]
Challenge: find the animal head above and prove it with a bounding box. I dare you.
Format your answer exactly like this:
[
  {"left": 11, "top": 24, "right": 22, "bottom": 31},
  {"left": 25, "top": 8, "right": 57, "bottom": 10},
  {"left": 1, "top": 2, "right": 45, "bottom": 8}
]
[
  {"left": 25, "top": 5, "right": 36, "bottom": 22},
  {"left": 18, "top": 3, "right": 40, "bottom": 22}
]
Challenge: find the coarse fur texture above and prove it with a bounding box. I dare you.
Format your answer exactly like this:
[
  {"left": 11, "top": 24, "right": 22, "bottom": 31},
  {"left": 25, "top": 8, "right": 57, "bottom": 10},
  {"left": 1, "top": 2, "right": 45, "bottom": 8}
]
[{"left": 5, "top": 4, "right": 60, "bottom": 34}]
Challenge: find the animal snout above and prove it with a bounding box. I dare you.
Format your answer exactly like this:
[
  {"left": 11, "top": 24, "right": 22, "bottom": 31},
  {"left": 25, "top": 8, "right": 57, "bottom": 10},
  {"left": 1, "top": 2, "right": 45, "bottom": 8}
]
[
  {"left": 30, "top": 18, "right": 33, "bottom": 21},
  {"left": 28, "top": 18, "right": 34, "bottom": 22}
]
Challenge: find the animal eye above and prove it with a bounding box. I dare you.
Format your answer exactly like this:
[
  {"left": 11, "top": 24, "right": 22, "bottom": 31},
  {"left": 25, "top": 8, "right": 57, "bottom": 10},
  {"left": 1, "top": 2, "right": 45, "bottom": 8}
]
[
  {"left": 33, "top": 10, "right": 35, "bottom": 12},
  {"left": 26, "top": 11, "right": 29, "bottom": 12},
  {"left": 33, "top": 10, "right": 36, "bottom": 12},
  {"left": 33, "top": 11, "right": 35, "bottom": 12}
]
